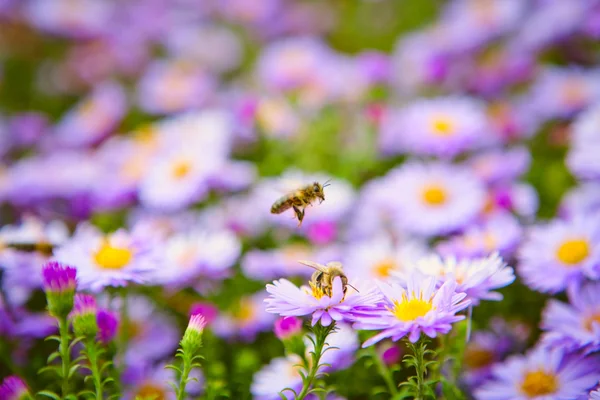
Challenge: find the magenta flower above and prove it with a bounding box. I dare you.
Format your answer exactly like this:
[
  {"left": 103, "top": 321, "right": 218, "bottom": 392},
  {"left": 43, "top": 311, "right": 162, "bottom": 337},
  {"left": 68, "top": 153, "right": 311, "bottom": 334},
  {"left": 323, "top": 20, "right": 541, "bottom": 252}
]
[
  {"left": 354, "top": 274, "right": 470, "bottom": 346},
  {"left": 189, "top": 302, "right": 219, "bottom": 325},
  {"left": 41, "top": 261, "right": 77, "bottom": 318},
  {"left": 97, "top": 309, "right": 118, "bottom": 344},
  {"left": 265, "top": 276, "right": 381, "bottom": 326},
  {"left": 274, "top": 316, "right": 303, "bottom": 340},
  {"left": 0, "top": 376, "right": 31, "bottom": 400},
  {"left": 70, "top": 293, "right": 98, "bottom": 339},
  {"left": 42, "top": 261, "right": 77, "bottom": 294}
]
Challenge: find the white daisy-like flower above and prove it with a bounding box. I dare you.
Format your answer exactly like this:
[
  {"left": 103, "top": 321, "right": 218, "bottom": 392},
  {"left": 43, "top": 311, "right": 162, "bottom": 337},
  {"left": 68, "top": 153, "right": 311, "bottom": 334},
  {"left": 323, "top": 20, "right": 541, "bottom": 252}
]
[
  {"left": 342, "top": 236, "right": 428, "bottom": 282},
  {"left": 387, "top": 162, "right": 486, "bottom": 237},
  {"left": 408, "top": 252, "right": 515, "bottom": 305}
]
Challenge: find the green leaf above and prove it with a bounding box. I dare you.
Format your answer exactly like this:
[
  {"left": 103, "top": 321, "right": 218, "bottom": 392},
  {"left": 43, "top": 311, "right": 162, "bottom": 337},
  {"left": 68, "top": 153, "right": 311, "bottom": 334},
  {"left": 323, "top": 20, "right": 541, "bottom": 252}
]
[
  {"left": 37, "top": 390, "right": 61, "bottom": 400},
  {"left": 68, "top": 363, "right": 81, "bottom": 378},
  {"left": 38, "top": 366, "right": 59, "bottom": 376},
  {"left": 47, "top": 351, "right": 61, "bottom": 364},
  {"left": 164, "top": 364, "right": 182, "bottom": 374}
]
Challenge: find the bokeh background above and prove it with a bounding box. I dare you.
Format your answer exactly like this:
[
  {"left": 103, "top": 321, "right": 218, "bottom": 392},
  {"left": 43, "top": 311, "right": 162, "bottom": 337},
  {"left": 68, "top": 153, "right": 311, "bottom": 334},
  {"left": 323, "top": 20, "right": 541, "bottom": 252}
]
[{"left": 1, "top": 0, "right": 600, "bottom": 399}]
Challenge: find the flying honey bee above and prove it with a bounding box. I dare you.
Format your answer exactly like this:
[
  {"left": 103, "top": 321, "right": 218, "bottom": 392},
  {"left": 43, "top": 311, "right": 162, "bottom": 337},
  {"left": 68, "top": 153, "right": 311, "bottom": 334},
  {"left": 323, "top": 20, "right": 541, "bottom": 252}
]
[
  {"left": 298, "top": 259, "right": 358, "bottom": 298},
  {"left": 270, "top": 181, "right": 330, "bottom": 227},
  {"left": 0, "top": 241, "right": 54, "bottom": 256}
]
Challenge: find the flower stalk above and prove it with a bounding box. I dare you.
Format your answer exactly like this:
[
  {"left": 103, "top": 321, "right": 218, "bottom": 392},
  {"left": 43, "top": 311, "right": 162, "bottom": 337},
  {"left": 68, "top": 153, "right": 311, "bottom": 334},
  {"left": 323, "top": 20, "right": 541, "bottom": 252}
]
[
  {"left": 168, "top": 314, "right": 206, "bottom": 400},
  {"left": 295, "top": 322, "right": 336, "bottom": 400},
  {"left": 58, "top": 316, "right": 72, "bottom": 397}
]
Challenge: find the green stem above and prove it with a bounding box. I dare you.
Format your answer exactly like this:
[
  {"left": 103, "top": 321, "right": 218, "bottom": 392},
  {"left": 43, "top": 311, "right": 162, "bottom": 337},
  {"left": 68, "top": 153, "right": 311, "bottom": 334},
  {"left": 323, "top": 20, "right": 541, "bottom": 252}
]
[
  {"left": 86, "top": 341, "right": 103, "bottom": 400},
  {"left": 413, "top": 340, "right": 426, "bottom": 400},
  {"left": 58, "top": 316, "right": 71, "bottom": 397},
  {"left": 370, "top": 347, "right": 398, "bottom": 396},
  {"left": 176, "top": 355, "right": 193, "bottom": 400},
  {"left": 295, "top": 323, "right": 335, "bottom": 400}
]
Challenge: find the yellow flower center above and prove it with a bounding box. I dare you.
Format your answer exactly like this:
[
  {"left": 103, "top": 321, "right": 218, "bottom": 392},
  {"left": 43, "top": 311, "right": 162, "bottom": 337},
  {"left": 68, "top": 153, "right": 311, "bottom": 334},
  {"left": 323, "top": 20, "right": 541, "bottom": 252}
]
[
  {"left": 520, "top": 370, "right": 558, "bottom": 397},
  {"left": 421, "top": 184, "right": 448, "bottom": 206},
  {"left": 556, "top": 239, "right": 590, "bottom": 265},
  {"left": 430, "top": 116, "right": 455, "bottom": 136},
  {"left": 93, "top": 241, "right": 133, "bottom": 270},
  {"left": 373, "top": 258, "right": 397, "bottom": 278},
  {"left": 134, "top": 383, "right": 167, "bottom": 400},
  {"left": 233, "top": 301, "right": 255, "bottom": 322},
  {"left": 391, "top": 293, "right": 433, "bottom": 322},
  {"left": 171, "top": 160, "right": 192, "bottom": 179},
  {"left": 464, "top": 346, "right": 494, "bottom": 369},
  {"left": 584, "top": 313, "right": 600, "bottom": 332},
  {"left": 310, "top": 281, "right": 325, "bottom": 300}
]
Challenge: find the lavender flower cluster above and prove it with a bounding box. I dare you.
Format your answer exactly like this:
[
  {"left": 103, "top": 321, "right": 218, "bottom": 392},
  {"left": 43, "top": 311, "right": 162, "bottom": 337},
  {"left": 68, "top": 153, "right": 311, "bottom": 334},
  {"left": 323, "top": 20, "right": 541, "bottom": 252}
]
[{"left": 0, "top": 0, "right": 600, "bottom": 399}]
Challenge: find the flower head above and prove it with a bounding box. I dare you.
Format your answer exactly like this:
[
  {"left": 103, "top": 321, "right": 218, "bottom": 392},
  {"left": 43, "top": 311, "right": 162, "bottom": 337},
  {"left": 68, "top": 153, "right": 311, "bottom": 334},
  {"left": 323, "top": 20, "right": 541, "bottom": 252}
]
[
  {"left": 518, "top": 215, "right": 600, "bottom": 293},
  {"left": 53, "top": 224, "right": 163, "bottom": 292},
  {"left": 411, "top": 252, "right": 515, "bottom": 305},
  {"left": 274, "top": 316, "right": 303, "bottom": 340},
  {"left": 41, "top": 261, "right": 77, "bottom": 318},
  {"left": 265, "top": 264, "right": 381, "bottom": 327},
  {"left": 97, "top": 309, "right": 118, "bottom": 344},
  {"left": 70, "top": 293, "right": 98, "bottom": 339},
  {"left": 541, "top": 282, "right": 600, "bottom": 353},
  {"left": 385, "top": 162, "right": 486, "bottom": 237},
  {"left": 180, "top": 314, "right": 206, "bottom": 356},
  {"left": 0, "top": 376, "right": 31, "bottom": 400},
  {"left": 354, "top": 273, "right": 470, "bottom": 346},
  {"left": 475, "top": 346, "right": 600, "bottom": 400}
]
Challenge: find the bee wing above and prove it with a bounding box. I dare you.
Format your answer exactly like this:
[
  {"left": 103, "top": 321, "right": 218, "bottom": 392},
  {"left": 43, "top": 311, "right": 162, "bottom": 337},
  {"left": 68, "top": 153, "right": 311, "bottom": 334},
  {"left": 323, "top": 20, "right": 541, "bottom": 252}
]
[
  {"left": 274, "top": 176, "right": 306, "bottom": 194},
  {"left": 326, "top": 261, "right": 343, "bottom": 269},
  {"left": 297, "top": 259, "right": 328, "bottom": 273}
]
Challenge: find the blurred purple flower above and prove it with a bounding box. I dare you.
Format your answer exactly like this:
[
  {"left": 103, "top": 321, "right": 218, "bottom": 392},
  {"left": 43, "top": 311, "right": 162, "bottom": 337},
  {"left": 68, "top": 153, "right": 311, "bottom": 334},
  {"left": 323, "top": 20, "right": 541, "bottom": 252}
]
[
  {"left": 274, "top": 316, "right": 303, "bottom": 340},
  {"left": 97, "top": 309, "right": 118, "bottom": 344},
  {"left": 354, "top": 274, "right": 470, "bottom": 346},
  {"left": 0, "top": 375, "right": 31, "bottom": 400},
  {"left": 475, "top": 346, "right": 600, "bottom": 400}
]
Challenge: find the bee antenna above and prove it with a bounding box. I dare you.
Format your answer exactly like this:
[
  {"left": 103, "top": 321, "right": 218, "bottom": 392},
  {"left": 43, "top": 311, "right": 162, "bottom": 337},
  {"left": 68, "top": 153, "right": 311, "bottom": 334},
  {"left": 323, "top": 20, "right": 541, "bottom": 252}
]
[
  {"left": 322, "top": 179, "right": 332, "bottom": 188},
  {"left": 346, "top": 283, "right": 359, "bottom": 293}
]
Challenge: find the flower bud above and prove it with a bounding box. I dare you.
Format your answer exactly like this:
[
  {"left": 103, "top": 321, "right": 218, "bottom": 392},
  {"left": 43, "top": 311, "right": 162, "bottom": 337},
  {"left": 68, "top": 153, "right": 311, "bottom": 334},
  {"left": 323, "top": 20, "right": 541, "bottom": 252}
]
[
  {"left": 274, "top": 316, "right": 303, "bottom": 340},
  {"left": 181, "top": 314, "right": 206, "bottom": 356},
  {"left": 70, "top": 294, "right": 98, "bottom": 340},
  {"left": 42, "top": 261, "right": 77, "bottom": 319},
  {"left": 0, "top": 375, "right": 33, "bottom": 400},
  {"left": 97, "top": 309, "right": 119, "bottom": 344}
]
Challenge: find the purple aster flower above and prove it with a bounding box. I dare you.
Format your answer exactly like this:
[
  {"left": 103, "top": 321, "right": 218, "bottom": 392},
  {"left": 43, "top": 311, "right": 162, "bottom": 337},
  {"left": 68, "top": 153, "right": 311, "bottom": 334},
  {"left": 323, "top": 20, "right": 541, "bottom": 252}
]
[
  {"left": 541, "top": 282, "right": 600, "bottom": 354},
  {"left": 317, "top": 323, "right": 359, "bottom": 371},
  {"left": 410, "top": 252, "right": 515, "bottom": 306},
  {"left": 384, "top": 162, "right": 486, "bottom": 237},
  {"left": 342, "top": 236, "right": 429, "bottom": 282},
  {"left": 274, "top": 316, "right": 303, "bottom": 340},
  {"left": 437, "top": 212, "right": 522, "bottom": 259},
  {"left": 242, "top": 243, "right": 340, "bottom": 281},
  {"left": 8, "top": 112, "right": 48, "bottom": 147},
  {"left": 251, "top": 354, "right": 303, "bottom": 400},
  {"left": 53, "top": 81, "right": 127, "bottom": 148},
  {"left": 136, "top": 59, "right": 215, "bottom": 115},
  {"left": 265, "top": 271, "right": 381, "bottom": 327},
  {"left": 164, "top": 24, "right": 242, "bottom": 73},
  {"left": 468, "top": 147, "right": 531, "bottom": 185},
  {"left": 256, "top": 36, "right": 333, "bottom": 92},
  {"left": 379, "top": 96, "right": 490, "bottom": 158},
  {"left": 96, "top": 309, "right": 118, "bottom": 344},
  {"left": 518, "top": 215, "right": 600, "bottom": 293},
  {"left": 462, "top": 318, "right": 531, "bottom": 390},
  {"left": 354, "top": 274, "right": 470, "bottom": 346},
  {"left": 524, "top": 67, "right": 600, "bottom": 121},
  {"left": 213, "top": 292, "right": 275, "bottom": 342},
  {"left": 475, "top": 346, "right": 600, "bottom": 400},
  {"left": 560, "top": 183, "right": 600, "bottom": 219},
  {"left": 120, "top": 296, "right": 180, "bottom": 366},
  {"left": 53, "top": 224, "right": 163, "bottom": 292},
  {"left": 41, "top": 261, "right": 77, "bottom": 318},
  {"left": 158, "top": 229, "right": 241, "bottom": 286},
  {"left": 567, "top": 103, "right": 600, "bottom": 180},
  {"left": 24, "top": 0, "right": 114, "bottom": 39},
  {"left": 0, "top": 376, "right": 31, "bottom": 400},
  {"left": 122, "top": 362, "right": 176, "bottom": 400}
]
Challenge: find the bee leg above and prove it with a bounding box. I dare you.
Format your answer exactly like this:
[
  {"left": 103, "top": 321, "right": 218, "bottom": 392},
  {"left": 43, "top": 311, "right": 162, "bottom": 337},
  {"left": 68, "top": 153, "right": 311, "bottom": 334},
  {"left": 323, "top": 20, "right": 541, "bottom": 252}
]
[{"left": 293, "top": 206, "right": 304, "bottom": 227}]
